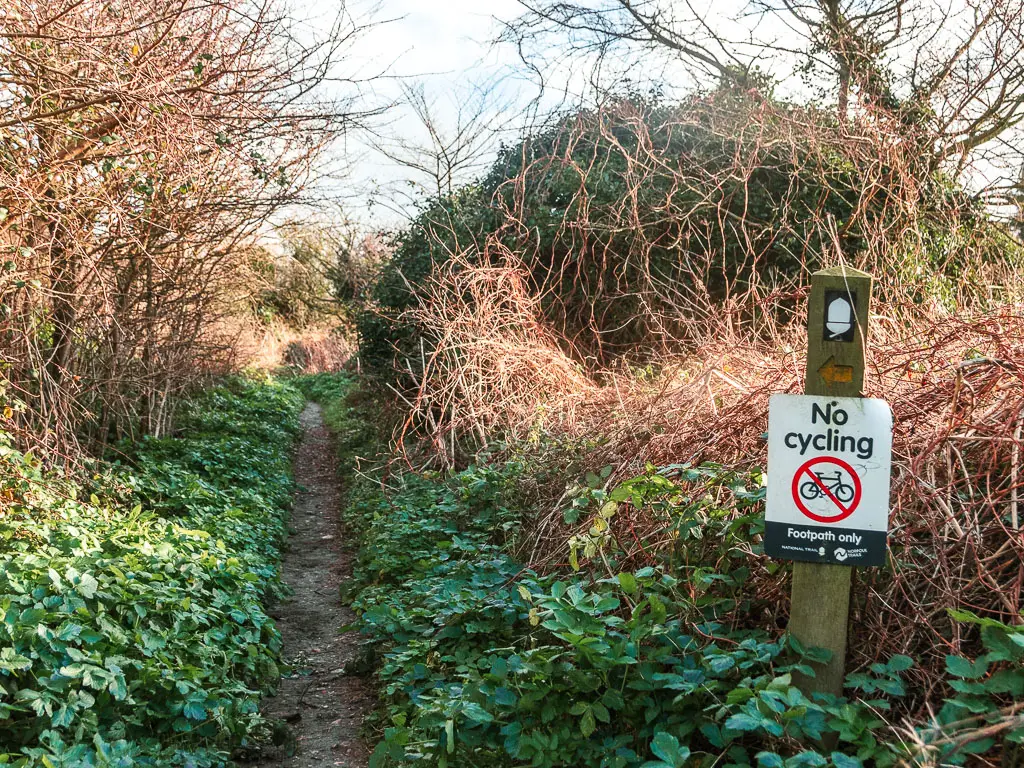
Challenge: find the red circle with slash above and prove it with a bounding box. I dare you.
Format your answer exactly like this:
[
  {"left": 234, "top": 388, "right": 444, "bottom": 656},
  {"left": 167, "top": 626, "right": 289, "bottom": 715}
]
[{"left": 791, "top": 456, "right": 861, "bottom": 523}]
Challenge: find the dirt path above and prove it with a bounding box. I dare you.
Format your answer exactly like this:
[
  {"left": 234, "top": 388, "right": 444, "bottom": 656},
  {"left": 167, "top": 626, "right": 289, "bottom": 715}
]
[{"left": 249, "top": 402, "right": 371, "bottom": 767}]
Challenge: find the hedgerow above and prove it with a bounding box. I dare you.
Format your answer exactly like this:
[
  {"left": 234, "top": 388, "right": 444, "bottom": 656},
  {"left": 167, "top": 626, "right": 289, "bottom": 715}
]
[
  {"left": 307, "top": 374, "right": 1024, "bottom": 767},
  {"left": 0, "top": 377, "right": 303, "bottom": 766}
]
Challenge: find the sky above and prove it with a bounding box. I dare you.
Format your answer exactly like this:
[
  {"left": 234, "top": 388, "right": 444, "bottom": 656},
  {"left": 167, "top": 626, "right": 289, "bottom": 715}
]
[{"left": 298, "top": 0, "right": 537, "bottom": 226}]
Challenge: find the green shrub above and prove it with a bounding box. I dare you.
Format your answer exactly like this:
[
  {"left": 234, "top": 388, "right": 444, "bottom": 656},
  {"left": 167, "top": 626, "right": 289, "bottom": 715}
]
[
  {"left": 347, "top": 463, "right": 913, "bottom": 768},
  {"left": 0, "top": 377, "right": 303, "bottom": 766}
]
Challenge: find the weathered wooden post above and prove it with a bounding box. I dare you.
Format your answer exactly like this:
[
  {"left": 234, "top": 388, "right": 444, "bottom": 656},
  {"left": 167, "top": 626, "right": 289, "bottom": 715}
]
[
  {"left": 764, "top": 266, "right": 893, "bottom": 699},
  {"left": 791, "top": 267, "right": 872, "bottom": 697}
]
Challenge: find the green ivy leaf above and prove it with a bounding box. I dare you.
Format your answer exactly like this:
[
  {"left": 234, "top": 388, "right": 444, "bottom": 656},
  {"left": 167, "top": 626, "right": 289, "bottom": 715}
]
[
  {"left": 981, "top": 627, "right": 1024, "bottom": 663},
  {"left": 945, "top": 655, "right": 985, "bottom": 679},
  {"left": 76, "top": 573, "right": 99, "bottom": 599},
  {"left": 785, "top": 752, "right": 827, "bottom": 767},
  {"left": 0, "top": 648, "right": 32, "bottom": 672},
  {"left": 725, "top": 712, "right": 761, "bottom": 732},
  {"left": 51, "top": 703, "right": 74, "bottom": 728},
  {"left": 579, "top": 708, "right": 596, "bottom": 737},
  {"left": 756, "top": 753, "right": 785, "bottom": 768},
  {"left": 831, "top": 753, "right": 863, "bottom": 768},
  {"left": 708, "top": 654, "right": 736, "bottom": 673},
  {"left": 617, "top": 572, "right": 638, "bottom": 595},
  {"left": 650, "top": 732, "right": 689, "bottom": 767},
  {"left": 886, "top": 655, "right": 913, "bottom": 673},
  {"left": 462, "top": 703, "right": 494, "bottom": 724}
]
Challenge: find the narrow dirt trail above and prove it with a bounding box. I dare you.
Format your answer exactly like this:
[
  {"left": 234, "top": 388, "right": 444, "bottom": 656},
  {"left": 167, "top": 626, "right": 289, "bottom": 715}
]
[{"left": 250, "top": 402, "right": 371, "bottom": 767}]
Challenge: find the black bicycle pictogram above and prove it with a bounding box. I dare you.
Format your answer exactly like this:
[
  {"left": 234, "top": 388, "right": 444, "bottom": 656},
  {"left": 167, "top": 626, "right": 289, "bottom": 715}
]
[{"left": 798, "top": 470, "right": 855, "bottom": 503}]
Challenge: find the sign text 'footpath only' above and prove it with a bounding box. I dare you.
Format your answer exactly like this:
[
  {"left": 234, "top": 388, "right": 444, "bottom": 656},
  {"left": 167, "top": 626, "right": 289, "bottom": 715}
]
[{"left": 765, "top": 394, "right": 893, "bottom": 566}]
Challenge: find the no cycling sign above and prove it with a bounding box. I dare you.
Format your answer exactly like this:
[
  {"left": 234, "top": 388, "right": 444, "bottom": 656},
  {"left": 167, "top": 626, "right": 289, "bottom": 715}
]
[{"left": 765, "top": 394, "right": 892, "bottom": 566}]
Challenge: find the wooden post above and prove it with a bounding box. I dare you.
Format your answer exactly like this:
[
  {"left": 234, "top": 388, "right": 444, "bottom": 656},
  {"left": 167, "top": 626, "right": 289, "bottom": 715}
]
[{"left": 789, "top": 265, "right": 873, "bottom": 698}]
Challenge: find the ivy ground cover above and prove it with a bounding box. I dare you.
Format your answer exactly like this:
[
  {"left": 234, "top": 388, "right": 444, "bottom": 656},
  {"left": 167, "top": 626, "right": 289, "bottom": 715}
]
[{"left": 0, "top": 377, "right": 303, "bottom": 766}]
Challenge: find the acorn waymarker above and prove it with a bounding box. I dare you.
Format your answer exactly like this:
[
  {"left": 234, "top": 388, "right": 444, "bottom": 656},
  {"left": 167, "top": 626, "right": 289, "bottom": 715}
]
[
  {"left": 765, "top": 394, "right": 892, "bottom": 566},
  {"left": 823, "top": 290, "right": 857, "bottom": 341}
]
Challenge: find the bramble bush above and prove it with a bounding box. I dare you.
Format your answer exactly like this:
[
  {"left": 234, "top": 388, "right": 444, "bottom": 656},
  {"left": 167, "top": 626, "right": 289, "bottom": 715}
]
[
  {"left": 0, "top": 377, "right": 303, "bottom": 766},
  {"left": 357, "top": 93, "right": 1021, "bottom": 380},
  {"left": 305, "top": 373, "right": 1024, "bottom": 768}
]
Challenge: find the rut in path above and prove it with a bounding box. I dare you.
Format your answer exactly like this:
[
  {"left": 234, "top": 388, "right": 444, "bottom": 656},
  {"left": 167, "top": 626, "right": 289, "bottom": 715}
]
[{"left": 250, "top": 402, "right": 371, "bottom": 767}]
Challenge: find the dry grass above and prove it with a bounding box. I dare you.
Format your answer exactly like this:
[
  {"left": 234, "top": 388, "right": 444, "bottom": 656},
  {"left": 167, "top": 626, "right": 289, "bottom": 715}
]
[
  {"left": 241, "top": 321, "right": 355, "bottom": 374},
  {"left": 398, "top": 250, "right": 598, "bottom": 463}
]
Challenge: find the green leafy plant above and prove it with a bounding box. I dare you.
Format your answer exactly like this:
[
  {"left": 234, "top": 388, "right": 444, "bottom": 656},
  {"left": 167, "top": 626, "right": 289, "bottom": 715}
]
[
  {"left": 908, "top": 610, "right": 1024, "bottom": 764},
  {"left": 0, "top": 377, "right": 303, "bottom": 766},
  {"left": 290, "top": 372, "right": 1024, "bottom": 768},
  {"left": 303, "top": 374, "right": 927, "bottom": 768}
]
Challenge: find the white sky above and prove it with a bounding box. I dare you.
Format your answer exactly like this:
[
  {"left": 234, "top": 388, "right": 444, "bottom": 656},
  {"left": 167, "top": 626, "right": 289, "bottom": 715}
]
[{"left": 297, "top": 0, "right": 535, "bottom": 225}]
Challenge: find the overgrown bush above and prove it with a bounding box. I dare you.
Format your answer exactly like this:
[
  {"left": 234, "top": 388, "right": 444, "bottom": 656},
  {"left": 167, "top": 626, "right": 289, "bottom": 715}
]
[
  {"left": 0, "top": 377, "right": 303, "bottom": 766},
  {"left": 311, "top": 374, "right": 1024, "bottom": 767},
  {"left": 359, "top": 91, "right": 1021, "bottom": 380}
]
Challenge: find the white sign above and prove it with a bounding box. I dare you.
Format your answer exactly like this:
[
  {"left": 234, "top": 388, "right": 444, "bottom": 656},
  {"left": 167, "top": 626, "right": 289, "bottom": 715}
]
[{"left": 765, "top": 394, "right": 893, "bottom": 566}]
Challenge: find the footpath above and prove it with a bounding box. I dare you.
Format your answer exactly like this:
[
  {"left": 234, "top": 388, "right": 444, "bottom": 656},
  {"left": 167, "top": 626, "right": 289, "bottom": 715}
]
[{"left": 252, "top": 402, "right": 370, "bottom": 767}]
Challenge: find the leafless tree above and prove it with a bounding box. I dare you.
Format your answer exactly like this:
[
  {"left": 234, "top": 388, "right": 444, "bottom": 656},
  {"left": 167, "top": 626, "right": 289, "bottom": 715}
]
[
  {"left": 506, "top": 0, "right": 1024, "bottom": 196},
  {"left": 367, "top": 76, "right": 520, "bottom": 215},
  {"left": 0, "top": 0, "right": 374, "bottom": 456}
]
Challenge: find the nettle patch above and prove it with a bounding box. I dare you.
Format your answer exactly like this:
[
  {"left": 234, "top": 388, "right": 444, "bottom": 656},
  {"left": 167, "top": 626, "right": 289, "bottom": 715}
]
[{"left": 0, "top": 377, "right": 303, "bottom": 767}]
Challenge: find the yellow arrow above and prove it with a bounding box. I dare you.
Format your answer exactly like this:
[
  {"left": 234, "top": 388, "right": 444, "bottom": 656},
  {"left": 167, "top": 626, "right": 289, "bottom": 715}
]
[{"left": 819, "top": 356, "right": 853, "bottom": 385}]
